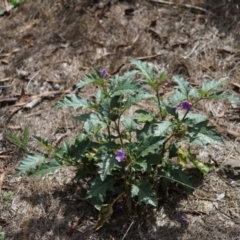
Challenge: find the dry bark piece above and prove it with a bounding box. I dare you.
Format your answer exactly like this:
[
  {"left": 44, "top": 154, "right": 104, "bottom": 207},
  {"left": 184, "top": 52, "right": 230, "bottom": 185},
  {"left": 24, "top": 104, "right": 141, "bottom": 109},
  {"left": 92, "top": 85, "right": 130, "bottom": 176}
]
[{"left": 1, "top": 59, "right": 9, "bottom": 65}]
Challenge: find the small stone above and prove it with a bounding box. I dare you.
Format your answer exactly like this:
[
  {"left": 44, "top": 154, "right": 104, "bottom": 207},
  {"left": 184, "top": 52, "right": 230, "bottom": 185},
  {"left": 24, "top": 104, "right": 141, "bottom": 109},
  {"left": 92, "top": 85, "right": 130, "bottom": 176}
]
[{"left": 220, "top": 159, "right": 240, "bottom": 179}]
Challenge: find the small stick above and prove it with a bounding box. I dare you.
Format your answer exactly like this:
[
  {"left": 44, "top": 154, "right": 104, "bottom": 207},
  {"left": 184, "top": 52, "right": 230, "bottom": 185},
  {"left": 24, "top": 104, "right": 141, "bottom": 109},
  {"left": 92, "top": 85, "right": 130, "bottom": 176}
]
[
  {"left": 3, "top": 0, "right": 9, "bottom": 12},
  {"left": 26, "top": 70, "right": 40, "bottom": 91},
  {"left": 149, "top": 0, "right": 213, "bottom": 15},
  {"left": 122, "top": 220, "right": 134, "bottom": 240}
]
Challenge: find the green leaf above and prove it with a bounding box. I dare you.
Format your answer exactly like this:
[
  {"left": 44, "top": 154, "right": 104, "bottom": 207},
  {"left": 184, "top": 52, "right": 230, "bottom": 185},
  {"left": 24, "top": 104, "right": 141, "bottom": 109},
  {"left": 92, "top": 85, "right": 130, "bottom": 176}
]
[
  {"left": 142, "top": 154, "right": 163, "bottom": 165},
  {"left": 0, "top": 234, "right": 4, "bottom": 240},
  {"left": 187, "top": 151, "right": 214, "bottom": 175},
  {"left": 76, "top": 70, "right": 108, "bottom": 89},
  {"left": 133, "top": 110, "right": 155, "bottom": 123},
  {"left": 132, "top": 60, "right": 155, "bottom": 82},
  {"left": 158, "top": 71, "right": 167, "bottom": 82},
  {"left": 159, "top": 164, "right": 193, "bottom": 192},
  {"left": 137, "top": 136, "right": 165, "bottom": 157},
  {"left": 109, "top": 70, "right": 138, "bottom": 88},
  {"left": 28, "top": 159, "right": 62, "bottom": 178},
  {"left": 74, "top": 112, "right": 95, "bottom": 121},
  {"left": 63, "top": 134, "right": 98, "bottom": 162},
  {"left": 22, "top": 126, "right": 29, "bottom": 146},
  {"left": 207, "top": 91, "right": 240, "bottom": 102},
  {"left": 7, "top": 129, "right": 29, "bottom": 152},
  {"left": 169, "top": 91, "right": 186, "bottom": 107},
  {"left": 86, "top": 176, "right": 116, "bottom": 201},
  {"left": 122, "top": 117, "right": 138, "bottom": 132},
  {"left": 124, "top": 93, "right": 154, "bottom": 108},
  {"left": 100, "top": 96, "right": 123, "bottom": 121},
  {"left": 184, "top": 112, "right": 207, "bottom": 124},
  {"left": 95, "top": 203, "right": 114, "bottom": 230},
  {"left": 136, "top": 122, "right": 155, "bottom": 141},
  {"left": 53, "top": 95, "right": 89, "bottom": 110},
  {"left": 201, "top": 78, "right": 227, "bottom": 92},
  {"left": 133, "top": 159, "right": 147, "bottom": 171},
  {"left": 188, "top": 88, "right": 201, "bottom": 100},
  {"left": 173, "top": 75, "right": 191, "bottom": 98},
  {"left": 165, "top": 105, "right": 178, "bottom": 117},
  {"left": 169, "top": 143, "right": 178, "bottom": 158},
  {"left": 154, "top": 121, "right": 173, "bottom": 136},
  {"left": 9, "top": 0, "right": 24, "bottom": 7},
  {"left": 32, "top": 136, "right": 52, "bottom": 151},
  {"left": 131, "top": 180, "right": 157, "bottom": 206},
  {"left": 187, "top": 124, "right": 224, "bottom": 146},
  {"left": 111, "top": 79, "right": 146, "bottom": 97},
  {"left": 16, "top": 154, "right": 47, "bottom": 175},
  {"left": 97, "top": 153, "right": 116, "bottom": 181},
  {"left": 83, "top": 114, "right": 107, "bottom": 134}
]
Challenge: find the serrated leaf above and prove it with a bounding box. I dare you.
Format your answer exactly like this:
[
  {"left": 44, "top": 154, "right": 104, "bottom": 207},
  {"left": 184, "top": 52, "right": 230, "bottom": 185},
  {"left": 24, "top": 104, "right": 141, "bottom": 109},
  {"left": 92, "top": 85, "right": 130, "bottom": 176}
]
[
  {"left": 184, "top": 112, "right": 207, "bottom": 124},
  {"left": 137, "top": 136, "right": 165, "bottom": 157},
  {"left": 86, "top": 176, "right": 116, "bottom": 200},
  {"left": 32, "top": 136, "right": 52, "bottom": 151},
  {"left": 29, "top": 159, "right": 62, "bottom": 178},
  {"left": 187, "top": 151, "right": 214, "bottom": 175},
  {"left": 100, "top": 96, "right": 123, "bottom": 121},
  {"left": 188, "top": 88, "right": 201, "bottom": 100},
  {"left": 154, "top": 121, "right": 173, "bottom": 136},
  {"left": 122, "top": 117, "right": 138, "bottom": 132},
  {"left": 134, "top": 159, "right": 147, "bottom": 171},
  {"left": 74, "top": 112, "right": 96, "bottom": 121},
  {"left": 95, "top": 203, "right": 114, "bottom": 230},
  {"left": 207, "top": 91, "right": 240, "bottom": 102},
  {"left": 133, "top": 110, "right": 155, "bottom": 122},
  {"left": 169, "top": 91, "right": 186, "bottom": 106},
  {"left": 132, "top": 60, "right": 155, "bottom": 82},
  {"left": 16, "top": 154, "right": 47, "bottom": 175},
  {"left": 160, "top": 164, "right": 193, "bottom": 192},
  {"left": 136, "top": 122, "right": 155, "bottom": 141},
  {"left": 22, "top": 126, "right": 29, "bottom": 146},
  {"left": 53, "top": 95, "right": 89, "bottom": 110},
  {"left": 124, "top": 93, "right": 154, "bottom": 108},
  {"left": 187, "top": 125, "right": 224, "bottom": 146},
  {"left": 173, "top": 75, "right": 191, "bottom": 98},
  {"left": 97, "top": 153, "right": 116, "bottom": 181},
  {"left": 131, "top": 180, "right": 157, "bottom": 206},
  {"left": 76, "top": 70, "right": 107, "bottom": 89},
  {"left": 110, "top": 70, "right": 138, "bottom": 88},
  {"left": 201, "top": 78, "right": 227, "bottom": 92},
  {"left": 111, "top": 79, "right": 147, "bottom": 97}
]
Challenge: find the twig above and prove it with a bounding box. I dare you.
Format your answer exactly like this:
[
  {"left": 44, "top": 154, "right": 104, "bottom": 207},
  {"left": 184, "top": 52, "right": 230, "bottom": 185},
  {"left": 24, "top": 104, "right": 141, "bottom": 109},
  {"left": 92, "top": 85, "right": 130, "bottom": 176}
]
[
  {"left": 148, "top": 0, "right": 213, "bottom": 15},
  {"left": 26, "top": 71, "right": 40, "bottom": 91},
  {"left": 122, "top": 220, "right": 134, "bottom": 240}
]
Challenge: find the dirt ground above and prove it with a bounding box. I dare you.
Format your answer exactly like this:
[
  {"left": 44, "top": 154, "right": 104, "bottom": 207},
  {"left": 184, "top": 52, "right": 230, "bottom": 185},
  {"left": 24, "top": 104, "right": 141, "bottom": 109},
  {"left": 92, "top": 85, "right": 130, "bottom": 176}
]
[{"left": 1, "top": 0, "right": 240, "bottom": 239}]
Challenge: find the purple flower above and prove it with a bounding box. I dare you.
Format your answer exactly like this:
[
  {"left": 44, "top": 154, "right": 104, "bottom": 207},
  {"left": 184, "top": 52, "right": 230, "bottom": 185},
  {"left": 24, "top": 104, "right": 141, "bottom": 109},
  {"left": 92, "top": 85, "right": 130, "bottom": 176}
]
[
  {"left": 100, "top": 69, "right": 108, "bottom": 78},
  {"left": 115, "top": 149, "right": 126, "bottom": 162},
  {"left": 174, "top": 101, "right": 192, "bottom": 111},
  {"left": 180, "top": 215, "right": 189, "bottom": 223},
  {"left": 181, "top": 101, "right": 192, "bottom": 110}
]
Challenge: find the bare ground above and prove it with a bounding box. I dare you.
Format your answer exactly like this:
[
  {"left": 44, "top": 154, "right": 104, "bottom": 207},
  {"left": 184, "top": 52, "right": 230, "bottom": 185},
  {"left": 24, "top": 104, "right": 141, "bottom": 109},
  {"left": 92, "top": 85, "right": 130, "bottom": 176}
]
[{"left": 1, "top": 0, "right": 240, "bottom": 239}]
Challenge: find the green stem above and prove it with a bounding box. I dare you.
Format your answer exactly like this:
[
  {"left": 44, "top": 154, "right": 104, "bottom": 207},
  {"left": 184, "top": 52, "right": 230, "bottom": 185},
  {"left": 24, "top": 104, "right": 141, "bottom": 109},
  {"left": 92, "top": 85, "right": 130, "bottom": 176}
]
[
  {"left": 114, "top": 120, "right": 123, "bottom": 147},
  {"left": 156, "top": 89, "right": 163, "bottom": 119}
]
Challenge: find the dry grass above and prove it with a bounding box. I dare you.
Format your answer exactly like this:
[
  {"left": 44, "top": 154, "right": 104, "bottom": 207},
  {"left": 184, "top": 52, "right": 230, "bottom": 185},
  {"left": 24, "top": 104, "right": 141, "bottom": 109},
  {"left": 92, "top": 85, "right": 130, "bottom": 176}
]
[{"left": 1, "top": 0, "right": 240, "bottom": 239}]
